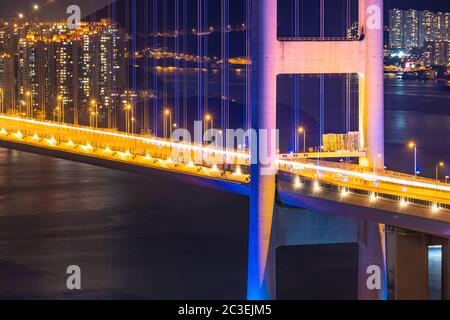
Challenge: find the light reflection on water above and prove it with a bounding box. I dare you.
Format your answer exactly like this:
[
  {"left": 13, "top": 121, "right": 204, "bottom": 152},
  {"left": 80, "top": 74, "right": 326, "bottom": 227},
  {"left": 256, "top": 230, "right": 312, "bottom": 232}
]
[{"left": 428, "top": 246, "right": 442, "bottom": 300}]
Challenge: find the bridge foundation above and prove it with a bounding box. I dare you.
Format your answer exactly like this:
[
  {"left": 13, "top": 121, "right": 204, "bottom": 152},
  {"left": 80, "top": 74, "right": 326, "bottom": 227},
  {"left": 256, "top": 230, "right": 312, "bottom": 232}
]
[
  {"left": 251, "top": 205, "right": 388, "bottom": 300},
  {"left": 358, "top": 221, "right": 387, "bottom": 299},
  {"left": 386, "top": 227, "right": 429, "bottom": 300}
]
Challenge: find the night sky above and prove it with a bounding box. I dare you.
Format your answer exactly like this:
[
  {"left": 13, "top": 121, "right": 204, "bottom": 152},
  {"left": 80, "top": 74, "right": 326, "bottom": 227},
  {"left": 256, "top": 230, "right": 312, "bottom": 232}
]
[
  {"left": 386, "top": 0, "right": 450, "bottom": 11},
  {"left": 0, "top": 0, "right": 449, "bottom": 22},
  {"left": 0, "top": 0, "right": 112, "bottom": 21}
]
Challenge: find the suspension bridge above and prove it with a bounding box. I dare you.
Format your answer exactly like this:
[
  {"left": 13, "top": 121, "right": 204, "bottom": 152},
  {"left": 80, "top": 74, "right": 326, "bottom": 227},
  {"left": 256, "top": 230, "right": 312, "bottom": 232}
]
[{"left": 0, "top": 0, "right": 449, "bottom": 300}]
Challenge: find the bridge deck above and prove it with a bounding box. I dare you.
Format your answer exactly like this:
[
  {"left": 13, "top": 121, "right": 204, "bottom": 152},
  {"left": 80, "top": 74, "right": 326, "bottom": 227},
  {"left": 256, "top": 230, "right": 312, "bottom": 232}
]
[
  {"left": 0, "top": 115, "right": 250, "bottom": 185},
  {"left": 1, "top": 115, "right": 449, "bottom": 214}
]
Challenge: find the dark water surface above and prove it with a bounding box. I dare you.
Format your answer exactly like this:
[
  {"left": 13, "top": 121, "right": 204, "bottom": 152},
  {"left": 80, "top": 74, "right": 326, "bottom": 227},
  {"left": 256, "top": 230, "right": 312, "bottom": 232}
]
[
  {"left": 0, "top": 79, "right": 448, "bottom": 299},
  {"left": 0, "top": 152, "right": 248, "bottom": 299}
]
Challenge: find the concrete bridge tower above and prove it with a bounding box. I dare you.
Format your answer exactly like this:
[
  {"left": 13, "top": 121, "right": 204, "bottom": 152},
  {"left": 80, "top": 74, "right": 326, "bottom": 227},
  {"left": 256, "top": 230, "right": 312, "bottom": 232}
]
[{"left": 248, "top": 0, "right": 386, "bottom": 300}]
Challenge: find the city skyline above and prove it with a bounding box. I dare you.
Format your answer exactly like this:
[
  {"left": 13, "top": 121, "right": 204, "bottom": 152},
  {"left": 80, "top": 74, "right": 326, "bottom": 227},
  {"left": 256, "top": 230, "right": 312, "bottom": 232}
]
[{"left": 0, "top": 19, "right": 127, "bottom": 128}]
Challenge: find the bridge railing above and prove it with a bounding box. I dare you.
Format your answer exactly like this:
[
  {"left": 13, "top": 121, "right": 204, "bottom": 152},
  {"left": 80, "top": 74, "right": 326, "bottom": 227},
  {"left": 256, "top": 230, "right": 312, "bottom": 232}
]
[
  {"left": 0, "top": 115, "right": 250, "bottom": 167},
  {"left": 0, "top": 115, "right": 252, "bottom": 183},
  {"left": 279, "top": 159, "right": 450, "bottom": 206}
]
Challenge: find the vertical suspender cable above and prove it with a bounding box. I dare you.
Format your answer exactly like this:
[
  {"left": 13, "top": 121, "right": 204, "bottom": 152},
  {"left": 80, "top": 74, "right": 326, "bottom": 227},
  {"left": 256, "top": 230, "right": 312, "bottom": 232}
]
[
  {"left": 197, "top": 0, "right": 203, "bottom": 122},
  {"left": 294, "top": 0, "right": 300, "bottom": 152},
  {"left": 163, "top": 0, "right": 168, "bottom": 116},
  {"left": 175, "top": 0, "right": 180, "bottom": 127},
  {"left": 132, "top": 0, "right": 137, "bottom": 134},
  {"left": 319, "top": 0, "right": 325, "bottom": 164},
  {"left": 152, "top": 0, "right": 158, "bottom": 135},
  {"left": 203, "top": 0, "right": 208, "bottom": 117},
  {"left": 221, "top": 0, "right": 230, "bottom": 136},
  {"left": 245, "top": 0, "right": 251, "bottom": 131},
  {"left": 183, "top": 0, "right": 188, "bottom": 129}
]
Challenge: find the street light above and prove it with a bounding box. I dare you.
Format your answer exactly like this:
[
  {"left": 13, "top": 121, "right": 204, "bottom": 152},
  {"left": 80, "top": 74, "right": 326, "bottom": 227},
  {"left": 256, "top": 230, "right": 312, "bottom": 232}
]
[
  {"left": 26, "top": 91, "right": 33, "bottom": 117},
  {"left": 436, "top": 162, "right": 445, "bottom": 182},
  {"left": 90, "top": 99, "right": 98, "bottom": 128},
  {"left": 408, "top": 141, "right": 417, "bottom": 176},
  {"left": 0, "top": 87, "right": 4, "bottom": 114},
  {"left": 204, "top": 113, "right": 213, "bottom": 133},
  {"left": 434, "top": 162, "right": 445, "bottom": 211},
  {"left": 33, "top": 4, "right": 40, "bottom": 11},
  {"left": 298, "top": 126, "right": 306, "bottom": 153},
  {"left": 58, "top": 95, "right": 64, "bottom": 122},
  {"left": 18, "top": 13, "right": 24, "bottom": 19},
  {"left": 164, "top": 108, "right": 172, "bottom": 138},
  {"left": 123, "top": 102, "right": 132, "bottom": 133}
]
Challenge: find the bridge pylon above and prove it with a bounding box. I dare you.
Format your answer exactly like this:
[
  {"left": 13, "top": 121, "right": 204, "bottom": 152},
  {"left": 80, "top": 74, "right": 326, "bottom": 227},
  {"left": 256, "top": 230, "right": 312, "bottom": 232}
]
[{"left": 248, "top": 0, "right": 386, "bottom": 300}]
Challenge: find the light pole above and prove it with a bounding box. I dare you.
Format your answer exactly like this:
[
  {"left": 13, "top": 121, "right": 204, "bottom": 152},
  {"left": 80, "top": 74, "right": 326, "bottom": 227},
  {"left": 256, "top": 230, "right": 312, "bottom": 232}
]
[
  {"left": 298, "top": 126, "right": 306, "bottom": 153},
  {"left": 57, "top": 95, "right": 64, "bottom": 122},
  {"left": 20, "top": 100, "right": 26, "bottom": 116},
  {"left": 204, "top": 114, "right": 213, "bottom": 133},
  {"left": 0, "top": 87, "right": 4, "bottom": 114},
  {"left": 26, "top": 91, "right": 33, "bottom": 117},
  {"left": 436, "top": 162, "right": 444, "bottom": 182},
  {"left": 164, "top": 109, "right": 172, "bottom": 139},
  {"left": 434, "top": 162, "right": 445, "bottom": 209},
  {"left": 53, "top": 106, "right": 61, "bottom": 122},
  {"left": 408, "top": 141, "right": 417, "bottom": 175},
  {"left": 90, "top": 99, "right": 98, "bottom": 128},
  {"left": 124, "top": 103, "right": 132, "bottom": 133}
]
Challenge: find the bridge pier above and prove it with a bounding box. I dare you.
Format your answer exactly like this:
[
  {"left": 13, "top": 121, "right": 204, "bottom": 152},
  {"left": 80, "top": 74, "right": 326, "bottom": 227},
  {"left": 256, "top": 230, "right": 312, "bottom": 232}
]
[
  {"left": 247, "top": 174, "right": 277, "bottom": 300},
  {"left": 247, "top": 0, "right": 278, "bottom": 300},
  {"left": 357, "top": 221, "right": 387, "bottom": 299},
  {"left": 386, "top": 227, "right": 429, "bottom": 300},
  {"left": 256, "top": 205, "right": 389, "bottom": 300}
]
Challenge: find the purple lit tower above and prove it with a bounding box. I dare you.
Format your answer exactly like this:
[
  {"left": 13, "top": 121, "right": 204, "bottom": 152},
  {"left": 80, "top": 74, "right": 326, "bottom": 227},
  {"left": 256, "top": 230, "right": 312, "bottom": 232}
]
[{"left": 248, "top": 0, "right": 386, "bottom": 300}]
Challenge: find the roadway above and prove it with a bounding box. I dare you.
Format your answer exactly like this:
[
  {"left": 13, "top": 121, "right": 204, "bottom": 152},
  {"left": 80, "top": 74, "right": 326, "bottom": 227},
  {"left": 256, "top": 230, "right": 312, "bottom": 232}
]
[{"left": 1, "top": 114, "right": 449, "bottom": 235}]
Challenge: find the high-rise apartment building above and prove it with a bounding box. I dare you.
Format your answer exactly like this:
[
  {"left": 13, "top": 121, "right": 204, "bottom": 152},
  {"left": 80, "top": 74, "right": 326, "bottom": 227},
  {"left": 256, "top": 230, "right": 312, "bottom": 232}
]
[
  {"left": 419, "top": 11, "right": 433, "bottom": 48},
  {"left": 424, "top": 40, "right": 449, "bottom": 67},
  {"left": 0, "top": 20, "right": 127, "bottom": 126},
  {"left": 390, "top": 9, "right": 449, "bottom": 51},
  {"left": 404, "top": 9, "right": 419, "bottom": 51},
  {"left": 0, "top": 22, "right": 17, "bottom": 111},
  {"left": 389, "top": 9, "right": 404, "bottom": 49}
]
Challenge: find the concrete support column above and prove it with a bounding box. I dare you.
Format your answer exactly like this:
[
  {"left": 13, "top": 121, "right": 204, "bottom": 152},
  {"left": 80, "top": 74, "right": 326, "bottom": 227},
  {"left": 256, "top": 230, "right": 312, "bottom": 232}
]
[
  {"left": 442, "top": 238, "right": 450, "bottom": 300},
  {"left": 358, "top": 3, "right": 386, "bottom": 300},
  {"left": 358, "top": 221, "right": 387, "bottom": 299},
  {"left": 358, "top": 74, "right": 366, "bottom": 166},
  {"left": 386, "top": 227, "right": 429, "bottom": 300},
  {"left": 247, "top": 0, "right": 278, "bottom": 300},
  {"left": 360, "top": 0, "right": 385, "bottom": 168}
]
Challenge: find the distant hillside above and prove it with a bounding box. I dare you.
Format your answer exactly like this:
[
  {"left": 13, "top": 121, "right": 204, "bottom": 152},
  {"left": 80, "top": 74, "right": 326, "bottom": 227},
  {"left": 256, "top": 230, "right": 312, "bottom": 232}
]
[{"left": 86, "top": 0, "right": 247, "bottom": 58}]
